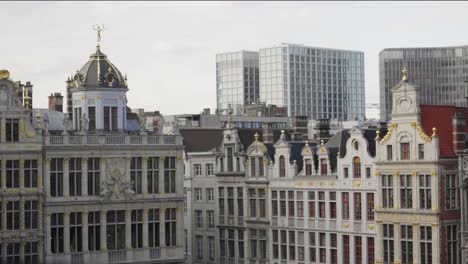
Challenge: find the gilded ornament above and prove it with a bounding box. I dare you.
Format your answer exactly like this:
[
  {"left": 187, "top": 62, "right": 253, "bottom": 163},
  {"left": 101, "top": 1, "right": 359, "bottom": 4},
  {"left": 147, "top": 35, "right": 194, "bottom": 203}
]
[
  {"left": 0, "top": 69, "right": 10, "bottom": 79},
  {"left": 296, "top": 182, "right": 303, "bottom": 187}
]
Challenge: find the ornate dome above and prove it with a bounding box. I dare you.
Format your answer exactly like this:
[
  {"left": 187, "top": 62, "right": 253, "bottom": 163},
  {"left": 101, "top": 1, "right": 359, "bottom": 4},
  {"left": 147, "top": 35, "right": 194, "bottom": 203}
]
[{"left": 72, "top": 46, "right": 127, "bottom": 89}]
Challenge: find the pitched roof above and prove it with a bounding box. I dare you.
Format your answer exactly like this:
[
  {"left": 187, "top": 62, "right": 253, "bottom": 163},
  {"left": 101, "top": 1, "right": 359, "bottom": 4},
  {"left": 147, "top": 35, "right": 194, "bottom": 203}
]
[{"left": 180, "top": 128, "right": 223, "bottom": 153}]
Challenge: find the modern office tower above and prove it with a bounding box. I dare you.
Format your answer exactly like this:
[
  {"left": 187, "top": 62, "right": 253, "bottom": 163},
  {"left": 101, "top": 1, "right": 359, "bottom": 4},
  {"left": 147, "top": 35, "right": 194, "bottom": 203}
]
[
  {"left": 216, "top": 51, "right": 259, "bottom": 114},
  {"left": 380, "top": 45, "right": 468, "bottom": 121},
  {"left": 259, "top": 43, "right": 365, "bottom": 121}
]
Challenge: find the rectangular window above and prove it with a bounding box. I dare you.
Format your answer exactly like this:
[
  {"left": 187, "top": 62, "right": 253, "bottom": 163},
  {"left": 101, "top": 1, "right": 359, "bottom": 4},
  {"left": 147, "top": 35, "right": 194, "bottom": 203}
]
[
  {"left": 382, "top": 175, "right": 394, "bottom": 208},
  {"left": 130, "top": 157, "right": 142, "bottom": 194},
  {"left": 447, "top": 225, "right": 459, "bottom": 264},
  {"left": 305, "top": 159, "right": 312, "bottom": 176},
  {"left": 288, "top": 191, "right": 295, "bottom": 218},
  {"left": 88, "top": 106, "right": 96, "bottom": 131},
  {"left": 24, "top": 200, "right": 38, "bottom": 229},
  {"left": 238, "top": 187, "right": 244, "bottom": 218},
  {"left": 329, "top": 192, "right": 336, "bottom": 219},
  {"left": 227, "top": 187, "right": 234, "bottom": 216},
  {"left": 289, "top": 230, "right": 295, "bottom": 260},
  {"left": 387, "top": 145, "right": 393, "bottom": 160},
  {"left": 272, "top": 229, "right": 279, "bottom": 259},
  {"left": 383, "top": 224, "right": 395, "bottom": 264},
  {"left": 320, "top": 159, "right": 327, "bottom": 176},
  {"left": 51, "top": 213, "right": 64, "bottom": 253},
  {"left": 6, "top": 160, "right": 19, "bottom": 188},
  {"left": 280, "top": 230, "right": 287, "bottom": 260},
  {"left": 249, "top": 189, "right": 257, "bottom": 217},
  {"left": 206, "top": 188, "right": 214, "bottom": 201},
  {"left": 164, "top": 157, "right": 176, "bottom": 193},
  {"left": 25, "top": 242, "right": 38, "bottom": 264},
  {"left": 208, "top": 236, "right": 215, "bottom": 260},
  {"left": 106, "top": 210, "right": 126, "bottom": 250},
  {"left": 318, "top": 192, "right": 325, "bottom": 218},
  {"left": 87, "top": 158, "right": 100, "bottom": 196},
  {"left": 297, "top": 191, "right": 304, "bottom": 218},
  {"left": 70, "top": 212, "right": 82, "bottom": 252},
  {"left": 88, "top": 211, "right": 100, "bottom": 251},
  {"left": 280, "top": 191, "right": 286, "bottom": 217},
  {"left": 69, "top": 158, "right": 82, "bottom": 196},
  {"left": 194, "top": 188, "right": 202, "bottom": 201},
  {"left": 400, "top": 174, "right": 412, "bottom": 208},
  {"left": 272, "top": 190, "right": 278, "bottom": 217},
  {"left": 147, "top": 157, "right": 159, "bottom": 194},
  {"left": 354, "top": 192, "right": 362, "bottom": 220},
  {"left": 208, "top": 210, "right": 215, "bottom": 228},
  {"left": 220, "top": 229, "right": 226, "bottom": 257},
  {"left": 165, "top": 208, "right": 176, "bottom": 246},
  {"left": 50, "top": 158, "right": 64, "bottom": 197},
  {"left": 343, "top": 235, "right": 350, "bottom": 264},
  {"left": 74, "top": 107, "right": 82, "bottom": 130},
  {"left": 103, "top": 106, "right": 110, "bottom": 131},
  {"left": 227, "top": 229, "right": 235, "bottom": 259},
  {"left": 420, "top": 226, "right": 432, "bottom": 264},
  {"left": 7, "top": 243, "right": 20, "bottom": 263},
  {"left": 250, "top": 230, "right": 257, "bottom": 259},
  {"left": 400, "top": 143, "right": 410, "bottom": 160},
  {"left": 419, "top": 174, "right": 431, "bottom": 209},
  {"left": 196, "top": 235, "right": 203, "bottom": 259},
  {"left": 194, "top": 164, "right": 202, "bottom": 176},
  {"left": 259, "top": 189, "right": 266, "bottom": 218},
  {"left": 195, "top": 210, "right": 203, "bottom": 228},
  {"left": 344, "top": 167, "right": 349, "bottom": 178},
  {"left": 24, "top": 160, "right": 38, "bottom": 188},
  {"left": 330, "top": 234, "right": 337, "bottom": 263},
  {"left": 367, "top": 237, "right": 375, "bottom": 264},
  {"left": 367, "top": 193, "right": 375, "bottom": 221},
  {"left": 260, "top": 230, "right": 267, "bottom": 260},
  {"left": 111, "top": 106, "right": 118, "bottom": 130},
  {"left": 7, "top": 201, "right": 20, "bottom": 230},
  {"left": 206, "top": 163, "right": 214, "bottom": 175},
  {"left": 5, "top": 119, "right": 19, "bottom": 142},
  {"left": 446, "top": 174, "right": 458, "bottom": 209},
  {"left": 227, "top": 147, "right": 233, "bottom": 172},
  {"left": 309, "top": 232, "right": 316, "bottom": 262},
  {"left": 418, "top": 143, "right": 424, "bottom": 159},
  {"left": 342, "top": 192, "right": 350, "bottom": 220},
  {"left": 401, "top": 224, "right": 413, "bottom": 264},
  {"left": 355, "top": 236, "right": 362, "bottom": 264},
  {"left": 131, "top": 210, "right": 143, "bottom": 248},
  {"left": 148, "top": 208, "right": 160, "bottom": 248},
  {"left": 238, "top": 230, "right": 244, "bottom": 259},
  {"left": 319, "top": 233, "right": 326, "bottom": 263},
  {"left": 366, "top": 167, "right": 371, "bottom": 178}
]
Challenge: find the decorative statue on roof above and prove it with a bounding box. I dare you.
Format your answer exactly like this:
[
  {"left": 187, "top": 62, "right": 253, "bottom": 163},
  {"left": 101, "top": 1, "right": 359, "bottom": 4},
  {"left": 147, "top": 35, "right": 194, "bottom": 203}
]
[
  {"left": 171, "top": 117, "right": 180, "bottom": 135},
  {"left": 80, "top": 113, "right": 89, "bottom": 134},
  {"left": 140, "top": 115, "right": 147, "bottom": 135},
  {"left": 43, "top": 113, "right": 49, "bottom": 134},
  {"left": 62, "top": 113, "right": 69, "bottom": 135}
]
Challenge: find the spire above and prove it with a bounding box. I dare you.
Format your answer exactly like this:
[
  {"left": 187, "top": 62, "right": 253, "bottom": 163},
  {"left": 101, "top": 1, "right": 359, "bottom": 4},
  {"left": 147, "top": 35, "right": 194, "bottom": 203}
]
[{"left": 402, "top": 65, "right": 408, "bottom": 82}]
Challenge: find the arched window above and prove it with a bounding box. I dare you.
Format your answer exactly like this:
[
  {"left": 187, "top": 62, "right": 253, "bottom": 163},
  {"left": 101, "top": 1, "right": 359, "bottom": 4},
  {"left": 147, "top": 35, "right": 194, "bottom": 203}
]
[
  {"left": 279, "top": 156, "right": 286, "bottom": 177},
  {"left": 353, "top": 157, "right": 361, "bottom": 178},
  {"left": 250, "top": 158, "right": 256, "bottom": 177},
  {"left": 258, "top": 157, "right": 264, "bottom": 177}
]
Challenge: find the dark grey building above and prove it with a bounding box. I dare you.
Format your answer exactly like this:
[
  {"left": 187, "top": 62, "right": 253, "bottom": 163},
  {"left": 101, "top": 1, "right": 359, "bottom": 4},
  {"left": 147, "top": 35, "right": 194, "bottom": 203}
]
[{"left": 380, "top": 45, "right": 468, "bottom": 120}]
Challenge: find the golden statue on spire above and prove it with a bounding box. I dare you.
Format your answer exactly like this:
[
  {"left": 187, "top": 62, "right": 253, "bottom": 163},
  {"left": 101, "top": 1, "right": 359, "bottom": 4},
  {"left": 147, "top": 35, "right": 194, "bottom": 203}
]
[
  {"left": 402, "top": 65, "right": 408, "bottom": 82},
  {"left": 93, "top": 24, "right": 105, "bottom": 46}
]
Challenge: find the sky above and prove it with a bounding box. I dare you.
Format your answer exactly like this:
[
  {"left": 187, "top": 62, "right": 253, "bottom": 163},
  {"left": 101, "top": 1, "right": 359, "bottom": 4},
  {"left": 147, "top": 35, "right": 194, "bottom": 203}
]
[{"left": 2, "top": 1, "right": 468, "bottom": 119}]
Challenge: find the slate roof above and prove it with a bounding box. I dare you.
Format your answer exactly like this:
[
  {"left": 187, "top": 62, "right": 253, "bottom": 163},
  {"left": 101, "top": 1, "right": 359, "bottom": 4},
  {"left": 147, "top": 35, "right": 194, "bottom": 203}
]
[
  {"left": 180, "top": 128, "right": 223, "bottom": 153},
  {"left": 31, "top": 109, "right": 65, "bottom": 131}
]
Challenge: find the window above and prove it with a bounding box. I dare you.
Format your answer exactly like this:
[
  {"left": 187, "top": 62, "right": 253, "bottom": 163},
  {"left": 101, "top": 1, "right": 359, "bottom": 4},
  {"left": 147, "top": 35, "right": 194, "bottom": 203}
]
[
  {"left": 329, "top": 192, "right": 336, "bottom": 219},
  {"left": 342, "top": 192, "right": 350, "bottom": 220},
  {"left": 288, "top": 191, "right": 295, "bottom": 218},
  {"left": 320, "top": 159, "right": 327, "bottom": 176},
  {"left": 70, "top": 212, "right": 82, "bottom": 252},
  {"left": 319, "top": 233, "right": 326, "bottom": 263},
  {"left": 250, "top": 230, "right": 258, "bottom": 259},
  {"left": 87, "top": 158, "right": 100, "bottom": 196},
  {"left": 238, "top": 187, "right": 244, "bottom": 218},
  {"left": 344, "top": 167, "right": 349, "bottom": 178},
  {"left": 7, "top": 242, "right": 20, "bottom": 264},
  {"left": 447, "top": 225, "right": 459, "bottom": 264},
  {"left": 279, "top": 155, "right": 286, "bottom": 177},
  {"left": 220, "top": 158, "right": 224, "bottom": 172},
  {"left": 354, "top": 193, "right": 362, "bottom": 220},
  {"left": 309, "top": 232, "right": 316, "bottom": 262},
  {"left": 387, "top": 145, "right": 393, "bottom": 160},
  {"left": 228, "top": 229, "right": 235, "bottom": 259},
  {"left": 288, "top": 231, "right": 295, "bottom": 260},
  {"left": 195, "top": 210, "right": 203, "bottom": 228},
  {"left": 330, "top": 234, "right": 337, "bottom": 263},
  {"left": 353, "top": 156, "right": 361, "bottom": 178},
  {"left": 418, "top": 144, "right": 424, "bottom": 159},
  {"left": 220, "top": 229, "right": 226, "bottom": 257},
  {"left": 194, "top": 164, "right": 202, "bottom": 176},
  {"left": 206, "top": 163, "right": 214, "bottom": 176},
  {"left": 130, "top": 210, "right": 143, "bottom": 248},
  {"left": 69, "top": 158, "right": 82, "bottom": 196},
  {"left": 147, "top": 157, "right": 159, "bottom": 194},
  {"left": 130, "top": 157, "right": 142, "bottom": 194},
  {"left": 258, "top": 157, "right": 264, "bottom": 177},
  {"left": 400, "top": 142, "right": 410, "bottom": 160},
  {"left": 195, "top": 188, "right": 202, "bottom": 201},
  {"left": 259, "top": 189, "right": 266, "bottom": 218},
  {"left": 250, "top": 157, "right": 256, "bottom": 177},
  {"left": 272, "top": 191, "right": 278, "bottom": 217},
  {"left": 219, "top": 188, "right": 225, "bottom": 219},
  {"left": 400, "top": 174, "right": 412, "bottom": 208},
  {"left": 305, "top": 159, "right": 312, "bottom": 176},
  {"left": 25, "top": 200, "right": 38, "bottom": 229},
  {"left": 366, "top": 167, "right": 371, "bottom": 178},
  {"left": 272, "top": 230, "right": 279, "bottom": 259},
  {"left": 208, "top": 236, "right": 215, "bottom": 260},
  {"left": 164, "top": 157, "right": 176, "bottom": 193},
  {"left": 50, "top": 158, "right": 63, "bottom": 197},
  {"left": 238, "top": 230, "right": 244, "bottom": 259},
  {"left": 24, "top": 160, "right": 38, "bottom": 188},
  {"left": 227, "top": 187, "right": 234, "bottom": 216},
  {"left": 227, "top": 147, "right": 233, "bottom": 172},
  {"left": 297, "top": 191, "right": 304, "bottom": 218},
  {"left": 51, "top": 213, "right": 64, "bottom": 253},
  {"left": 419, "top": 174, "right": 431, "bottom": 209},
  {"left": 208, "top": 210, "right": 215, "bottom": 228},
  {"left": 367, "top": 237, "right": 375, "bottom": 264},
  {"left": 107, "top": 210, "right": 126, "bottom": 250},
  {"left": 298, "top": 232, "right": 305, "bottom": 262},
  {"left": 206, "top": 188, "right": 214, "bottom": 201},
  {"left": 367, "top": 193, "right": 375, "bottom": 221},
  {"left": 6, "top": 160, "right": 19, "bottom": 188},
  {"left": 318, "top": 192, "right": 325, "bottom": 218},
  {"left": 196, "top": 235, "right": 203, "bottom": 259},
  {"left": 355, "top": 236, "right": 362, "bottom": 264},
  {"left": 5, "top": 119, "right": 19, "bottom": 142},
  {"left": 382, "top": 175, "right": 394, "bottom": 208},
  {"left": 383, "top": 224, "right": 394, "bottom": 264},
  {"left": 401, "top": 224, "right": 413, "bottom": 264},
  {"left": 343, "top": 235, "right": 350, "bottom": 264},
  {"left": 74, "top": 107, "right": 82, "bottom": 130},
  {"left": 88, "top": 211, "right": 100, "bottom": 251},
  {"left": 165, "top": 208, "right": 176, "bottom": 246},
  {"left": 280, "top": 191, "right": 286, "bottom": 217},
  {"left": 88, "top": 106, "right": 96, "bottom": 131},
  {"left": 446, "top": 174, "right": 458, "bottom": 209},
  {"left": 7, "top": 201, "right": 20, "bottom": 230},
  {"left": 420, "top": 226, "right": 432, "bottom": 264},
  {"left": 249, "top": 189, "right": 257, "bottom": 217},
  {"left": 280, "top": 230, "right": 287, "bottom": 259},
  {"left": 103, "top": 106, "right": 118, "bottom": 131},
  {"left": 148, "top": 209, "right": 160, "bottom": 248},
  {"left": 25, "top": 242, "right": 38, "bottom": 264}
]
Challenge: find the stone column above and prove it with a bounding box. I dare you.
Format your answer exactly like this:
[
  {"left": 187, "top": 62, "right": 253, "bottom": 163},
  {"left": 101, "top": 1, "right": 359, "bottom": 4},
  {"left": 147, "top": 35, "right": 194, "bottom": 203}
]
[
  {"left": 38, "top": 158, "right": 43, "bottom": 189},
  {"left": 125, "top": 209, "right": 132, "bottom": 249},
  {"left": 44, "top": 159, "right": 50, "bottom": 197},
  {"left": 20, "top": 198, "right": 25, "bottom": 230},
  {"left": 412, "top": 223, "right": 420, "bottom": 264},
  {"left": 1, "top": 159, "right": 6, "bottom": 192},
  {"left": 19, "top": 159, "right": 25, "bottom": 189},
  {"left": 38, "top": 241, "right": 44, "bottom": 264},
  {"left": 46, "top": 213, "right": 52, "bottom": 255},
  {"left": 100, "top": 211, "right": 107, "bottom": 250},
  {"left": 412, "top": 172, "right": 418, "bottom": 210},
  {"left": 393, "top": 172, "right": 399, "bottom": 209},
  {"left": 393, "top": 222, "right": 401, "bottom": 264},
  {"left": 143, "top": 208, "right": 149, "bottom": 248},
  {"left": 82, "top": 211, "right": 89, "bottom": 252},
  {"left": 82, "top": 158, "right": 88, "bottom": 196},
  {"left": 432, "top": 224, "right": 439, "bottom": 263},
  {"left": 432, "top": 172, "right": 438, "bottom": 211},
  {"left": 375, "top": 221, "right": 383, "bottom": 263},
  {"left": 160, "top": 208, "right": 166, "bottom": 247},
  {"left": 63, "top": 158, "right": 70, "bottom": 197},
  {"left": 64, "top": 212, "right": 70, "bottom": 253},
  {"left": 19, "top": 242, "right": 25, "bottom": 264},
  {"left": 159, "top": 158, "right": 165, "bottom": 194},
  {"left": 142, "top": 157, "right": 148, "bottom": 197}
]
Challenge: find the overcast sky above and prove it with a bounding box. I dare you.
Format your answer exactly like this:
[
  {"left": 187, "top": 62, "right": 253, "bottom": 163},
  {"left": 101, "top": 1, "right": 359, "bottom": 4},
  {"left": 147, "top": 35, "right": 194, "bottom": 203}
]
[{"left": 2, "top": 1, "right": 468, "bottom": 118}]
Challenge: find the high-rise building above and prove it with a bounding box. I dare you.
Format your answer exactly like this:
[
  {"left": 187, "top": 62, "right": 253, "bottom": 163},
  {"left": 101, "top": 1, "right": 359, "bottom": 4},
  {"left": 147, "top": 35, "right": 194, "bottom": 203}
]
[
  {"left": 259, "top": 44, "right": 365, "bottom": 120},
  {"left": 379, "top": 45, "right": 468, "bottom": 121},
  {"left": 216, "top": 51, "right": 259, "bottom": 114}
]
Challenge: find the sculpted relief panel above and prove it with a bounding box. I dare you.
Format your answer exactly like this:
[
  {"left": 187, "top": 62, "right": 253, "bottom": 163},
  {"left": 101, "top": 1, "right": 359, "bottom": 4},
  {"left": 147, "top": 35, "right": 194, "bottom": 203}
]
[{"left": 100, "top": 158, "right": 135, "bottom": 201}]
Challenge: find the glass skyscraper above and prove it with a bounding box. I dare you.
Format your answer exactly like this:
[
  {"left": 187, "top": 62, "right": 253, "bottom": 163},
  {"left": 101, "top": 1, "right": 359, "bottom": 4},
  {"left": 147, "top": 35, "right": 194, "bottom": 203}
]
[
  {"left": 216, "top": 51, "right": 259, "bottom": 114},
  {"left": 380, "top": 45, "right": 468, "bottom": 121},
  {"left": 259, "top": 44, "right": 365, "bottom": 120}
]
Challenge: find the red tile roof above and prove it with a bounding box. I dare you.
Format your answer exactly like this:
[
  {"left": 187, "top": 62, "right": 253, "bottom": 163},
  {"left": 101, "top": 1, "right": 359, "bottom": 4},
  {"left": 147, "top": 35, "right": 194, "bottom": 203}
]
[{"left": 420, "top": 105, "right": 468, "bottom": 157}]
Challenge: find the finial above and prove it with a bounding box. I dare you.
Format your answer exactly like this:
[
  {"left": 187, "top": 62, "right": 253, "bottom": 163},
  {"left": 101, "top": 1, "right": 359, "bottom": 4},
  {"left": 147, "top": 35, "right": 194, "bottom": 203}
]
[
  {"left": 36, "top": 111, "right": 42, "bottom": 129},
  {"left": 0, "top": 69, "right": 10, "bottom": 80},
  {"left": 254, "top": 132, "right": 259, "bottom": 142},
  {"left": 280, "top": 129, "right": 286, "bottom": 140},
  {"left": 432, "top": 127, "right": 437, "bottom": 137},
  {"left": 375, "top": 130, "right": 380, "bottom": 140},
  {"left": 93, "top": 24, "right": 105, "bottom": 47},
  {"left": 402, "top": 65, "right": 408, "bottom": 82},
  {"left": 305, "top": 140, "right": 309, "bottom": 146},
  {"left": 320, "top": 139, "right": 324, "bottom": 146}
]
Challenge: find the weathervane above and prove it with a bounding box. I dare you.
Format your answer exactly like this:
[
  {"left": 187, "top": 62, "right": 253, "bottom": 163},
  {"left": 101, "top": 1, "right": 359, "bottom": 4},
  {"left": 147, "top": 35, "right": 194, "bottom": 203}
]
[{"left": 93, "top": 24, "right": 106, "bottom": 46}]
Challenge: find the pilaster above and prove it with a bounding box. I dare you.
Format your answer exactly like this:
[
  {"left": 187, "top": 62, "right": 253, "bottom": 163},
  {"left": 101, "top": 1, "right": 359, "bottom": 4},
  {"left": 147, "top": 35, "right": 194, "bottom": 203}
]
[
  {"left": 412, "top": 223, "right": 420, "bottom": 264},
  {"left": 393, "top": 222, "right": 401, "bottom": 264},
  {"left": 100, "top": 210, "right": 107, "bottom": 250},
  {"left": 125, "top": 209, "right": 132, "bottom": 249},
  {"left": 63, "top": 158, "right": 69, "bottom": 197},
  {"left": 142, "top": 157, "right": 148, "bottom": 197},
  {"left": 19, "top": 159, "right": 24, "bottom": 189},
  {"left": 44, "top": 159, "right": 50, "bottom": 197},
  {"left": 1, "top": 159, "right": 6, "bottom": 192},
  {"left": 46, "top": 213, "right": 52, "bottom": 254},
  {"left": 82, "top": 211, "right": 89, "bottom": 252},
  {"left": 64, "top": 212, "right": 70, "bottom": 253},
  {"left": 143, "top": 208, "right": 149, "bottom": 248},
  {"left": 82, "top": 158, "right": 88, "bottom": 196}
]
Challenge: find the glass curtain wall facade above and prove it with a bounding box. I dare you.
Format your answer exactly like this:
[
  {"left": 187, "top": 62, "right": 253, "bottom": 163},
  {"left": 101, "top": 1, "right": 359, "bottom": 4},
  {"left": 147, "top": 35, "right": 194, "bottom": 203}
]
[
  {"left": 380, "top": 45, "right": 468, "bottom": 121},
  {"left": 259, "top": 44, "right": 365, "bottom": 121},
  {"left": 216, "top": 51, "right": 259, "bottom": 114}
]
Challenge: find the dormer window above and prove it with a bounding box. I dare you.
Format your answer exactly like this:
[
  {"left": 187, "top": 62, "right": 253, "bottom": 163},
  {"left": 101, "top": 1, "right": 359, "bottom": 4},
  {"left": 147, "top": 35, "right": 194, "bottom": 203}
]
[
  {"left": 88, "top": 107, "right": 96, "bottom": 131},
  {"left": 104, "top": 106, "right": 118, "bottom": 131},
  {"left": 387, "top": 145, "right": 393, "bottom": 161},
  {"left": 226, "top": 147, "right": 233, "bottom": 172},
  {"left": 400, "top": 143, "right": 410, "bottom": 160},
  {"left": 418, "top": 144, "right": 424, "bottom": 160},
  {"left": 250, "top": 158, "right": 256, "bottom": 177},
  {"left": 5, "top": 119, "right": 19, "bottom": 142},
  {"left": 353, "top": 157, "right": 361, "bottom": 178},
  {"left": 258, "top": 158, "right": 264, "bottom": 177},
  {"left": 305, "top": 159, "right": 312, "bottom": 176},
  {"left": 320, "top": 159, "right": 327, "bottom": 176},
  {"left": 279, "top": 156, "right": 286, "bottom": 177}
]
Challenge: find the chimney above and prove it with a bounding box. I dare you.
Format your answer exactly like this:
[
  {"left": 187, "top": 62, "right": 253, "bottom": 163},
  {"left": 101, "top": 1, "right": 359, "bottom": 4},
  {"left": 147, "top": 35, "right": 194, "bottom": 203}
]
[
  {"left": 262, "top": 123, "right": 274, "bottom": 144},
  {"left": 315, "top": 118, "right": 331, "bottom": 144},
  {"left": 452, "top": 112, "right": 466, "bottom": 154},
  {"left": 49, "top": 93, "right": 64, "bottom": 112}
]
